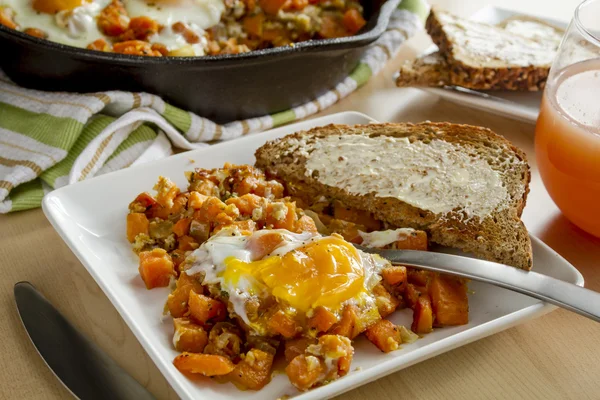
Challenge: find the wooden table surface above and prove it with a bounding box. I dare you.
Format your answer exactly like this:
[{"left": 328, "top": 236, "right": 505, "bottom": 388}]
[{"left": 1, "top": 0, "right": 599, "bottom": 399}]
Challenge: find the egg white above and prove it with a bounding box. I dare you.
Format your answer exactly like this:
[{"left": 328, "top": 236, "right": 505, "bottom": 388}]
[{"left": 1, "top": 0, "right": 110, "bottom": 47}]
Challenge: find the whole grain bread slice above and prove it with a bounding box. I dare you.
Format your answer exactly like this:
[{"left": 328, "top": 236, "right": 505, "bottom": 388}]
[
  {"left": 396, "top": 51, "right": 450, "bottom": 88},
  {"left": 401, "top": 8, "right": 562, "bottom": 91},
  {"left": 255, "top": 123, "right": 532, "bottom": 270}
]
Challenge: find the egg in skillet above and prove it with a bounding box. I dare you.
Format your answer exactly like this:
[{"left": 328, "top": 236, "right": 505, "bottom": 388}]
[
  {"left": 184, "top": 227, "right": 389, "bottom": 336},
  {"left": 0, "top": 0, "right": 224, "bottom": 53}
]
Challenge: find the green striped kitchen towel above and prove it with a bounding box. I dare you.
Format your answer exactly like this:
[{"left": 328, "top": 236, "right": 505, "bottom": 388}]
[{"left": 0, "top": 0, "right": 427, "bottom": 213}]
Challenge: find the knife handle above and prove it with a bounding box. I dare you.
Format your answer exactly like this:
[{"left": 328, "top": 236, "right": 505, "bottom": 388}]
[{"left": 372, "top": 249, "right": 600, "bottom": 323}]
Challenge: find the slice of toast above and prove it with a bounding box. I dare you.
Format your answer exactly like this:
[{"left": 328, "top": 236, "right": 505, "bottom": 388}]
[
  {"left": 397, "top": 9, "right": 563, "bottom": 90},
  {"left": 255, "top": 123, "right": 532, "bottom": 270}
]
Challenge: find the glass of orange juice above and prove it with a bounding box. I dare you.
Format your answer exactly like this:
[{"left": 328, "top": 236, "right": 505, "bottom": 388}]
[{"left": 535, "top": 0, "right": 600, "bottom": 237}]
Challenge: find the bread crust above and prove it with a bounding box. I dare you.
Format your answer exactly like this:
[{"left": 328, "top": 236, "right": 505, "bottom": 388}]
[
  {"left": 426, "top": 8, "right": 550, "bottom": 91},
  {"left": 255, "top": 122, "right": 533, "bottom": 270}
]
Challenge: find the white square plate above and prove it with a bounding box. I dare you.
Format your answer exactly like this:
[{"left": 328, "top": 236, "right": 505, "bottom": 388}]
[
  {"left": 422, "top": 6, "right": 568, "bottom": 123},
  {"left": 43, "top": 111, "right": 583, "bottom": 400}
]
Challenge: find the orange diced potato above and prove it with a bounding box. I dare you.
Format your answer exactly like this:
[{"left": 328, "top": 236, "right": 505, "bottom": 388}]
[
  {"left": 372, "top": 284, "right": 400, "bottom": 318},
  {"left": 195, "top": 196, "right": 227, "bottom": 223},
  {"left": 393, "top": 230, "right": 428, "bottom": 250},
  {"left": 173, "top": 318, "right": 208, "bottom": 353},
  {"left": 407, "top": 268, "right": 433, "bottom": 287},
  {"left": 188, "top": 291, "right": 227, "bottom": 324},
  {"left": 285, "top": 354, "right": 324, "bottom": 391},
  {"left": 268, "top": 310, "right": 298, "bottom": 338},
  {"left": 327, "top": 219, "right": 365, "bottom": 243},
  {"left": 342, "top": 8, "right": 366, "bottom": 35},
  {"left": 294, "top": 215, "right": 318, "bottom": 234},
  {"left": 365, "top": 320, "right": 401, "bottom": 352},
  {"left": 412, "top": 294, "right": 433, "bottom": 334},
  {"left": 153, "top": 176, "right": 180, "bottom": 209},
  {"left": 307, "top": 306, "right": 337, "bottom": 333},
  {"left": 225, "top": 193, "right": 264, "bottom": 216},
  {"left": 333, "top": 201, "right": 381, "bottom": 231},
  {"left": 317, "top": 335, "right": 353, "bottom": 379},
  {"left": 126, "top": 213, "right": 149, "bottom": 242},
  {"left": 243, "top": 13, "right": 264, "bottom": 37},
  {"left": 429, "top": 274, "right": 469, "bottom": 326},
  {"left": 246, "top": 231, "right": 285, "bottom": 259},
  {"left": 173, "top": 353, "right": 234, "bottom": 376},
  {"left": 382, "top": 266, "right": 407, "bottom": 288},
  {"left": 188, "top": 191, "right": 209, "bottom": 209},
  {"left": 265, "top": 202, "right": 297, "bottom": 230},
  {"left": 404, "top": 283, "right": 426, "bottom": 310},
  {"left": 284, "top": 337, "right": 316, "bottom": 363},
  {"left": 178, "top": 235, "right": 199, "bottom": 251},
  {"left": 258, "top": 0, "right": 288, "bottom": 15},
  {"left": 138, "top": 248, "right": 174, "bottom": 289},
  {"left": 228, "top": 349, "right": 274, "bottom": 390},
  {"left": 330, "top": 304, "right": 361, "bottom": 339},
  {"left": 172, "top": 218, "right": 192, "bottom": 237}
]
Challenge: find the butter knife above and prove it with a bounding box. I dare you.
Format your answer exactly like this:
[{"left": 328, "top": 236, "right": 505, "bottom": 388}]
[
  {"left": 354, "top": 246, "right": 600, "bottom": 323},
  {"left": 14, "top": 282, "right": 156, "bottom": 400}
]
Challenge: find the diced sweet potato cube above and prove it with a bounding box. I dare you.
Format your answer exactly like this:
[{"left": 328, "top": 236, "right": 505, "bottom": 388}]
[
  {"left": 173, "top": 353, "right": 234, "bottom": 376},
  {"left": 153, "top": 176, "right": 179, "bottom": 209},
  {"left": 332, "top": 201, "right": 381, "bottom": 231},
  {"left": 243, "top": 13, "right": 264, "bottom": 37},
  {"left": 382, "top": 266, "right": 407, "bottom": 288},
  {"left": 167, "top": 283, "right": 198, "bottom": 318},
  {"left": 173, "top": 318, "right": 208, "bottom": 353},
  {"left": 126, "top": 213, "right": 149, "bottom": 242},
  {"left": 412, "top": 294, "right": 433, "bottom": 334},
  {"left": 393, "top": 230, "right": 428, "bottom": 250},
  {"left": 228, "top": 349, "right": 274, "bottom": 390},
  {"left": 284, "top": 337, "right": 316, "bottom": 363},
  {"left": 285, "top": 354, "right": 324, "bottom": 391},
  {"left": 188, "top": 191, "right": 209, "bottom": 209},
  {"left": 188, "top": 291, "right": 227, "bottom": 324},
  {"left": 372, "top": 284, "right": 400, "bottom": 318},
  {"left": 429, "top": 274, "right": 469, "bottom": 326},
  {"left": 327, "top": 219, "right": 365, "bottom": 243},
  {"left": 307, "top": 306, "right": 337, "bottom": 333},
  {"left": 258, "top": 0, "right": 288, "bottom": 15},
  {"left": 97, "top": 0, "right": 129, "bottom": 37},
  {"left": 317, "top": 335, "right": 354, "bottom": 379},
  {"left": 294, "top": 215, "right": 318, "bottom": 234},
  {"left": 330, "top": 304, "right": 361, "bottom": 339},
  {"left": 246, "top": 231, "right": 285, "bottom": 259},
  {"left": 265, "top": 202, "right": 297, "bottom": 230},
  {"left": 268, "top": 310, "right": 298, "bottom": 338},
  {"left": 404, "top": 283, "right": 425, "bottom": 310},
  {"left": 365, "top": 319, "right": 401, "bottom": 353},
  {"left": 138, "top": 248, "right": 174, "bottom": 289},
  {"left": 170, "top": 249, "right": 187, "bottom": 272},
  {"left": 177, "top": 272, "right": 204, "bottom": 290},
  {"left": 225, "top": 193, "right": 264, "bottom": 216},
  {"left": 407, "top": 268, "right": 433, "bottom": 287},
  {"left": 195, "top": 196, "right": 227, "bottom": 223},
  {"left": 178, "top": 235, "right": 199, "bottom": 251},
  {"left": 342, "top": 8, "right": 366, "bottom": 35},
  {"left": 172, "top": 218, "right": 192, "bottom": 237}
]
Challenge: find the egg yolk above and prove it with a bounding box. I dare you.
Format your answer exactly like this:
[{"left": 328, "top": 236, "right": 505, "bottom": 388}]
[
  {"left": 32, "top": 0, "right": 88, "bottom": 14},
  {"left": 222, "top": 236, "right": 365, "bottom": 312}
]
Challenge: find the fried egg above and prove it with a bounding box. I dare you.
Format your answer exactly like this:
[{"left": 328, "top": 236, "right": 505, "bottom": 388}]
[
  {"left": 2, "top": 0, "right": 110, "bottom": 46},
  {"left": 1, "top": 0, "right": 224, "bottom": 53},
  {"left": 185, "top": 228, "right": 388, "bottom": 335}
]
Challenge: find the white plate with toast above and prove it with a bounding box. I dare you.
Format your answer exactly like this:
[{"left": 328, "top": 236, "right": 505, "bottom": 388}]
[
  {"left": 420, "top": 7, "right": 568, "bottom": 123},
  {"left": 42, "top": 111, "right": 583, "bottom": 400}
]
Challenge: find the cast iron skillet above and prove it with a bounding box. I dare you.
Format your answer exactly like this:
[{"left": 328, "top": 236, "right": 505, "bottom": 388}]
[{"left": 0, "top": 0, "right": 401, "bottom": 123}]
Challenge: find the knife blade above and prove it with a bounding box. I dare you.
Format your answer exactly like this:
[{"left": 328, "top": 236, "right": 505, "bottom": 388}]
[
  {"left": 354, "top": 245, "right": 600, "bottom": 323},
  {"left": 14, "top": 282, "right": 156, "bottom": 400}
]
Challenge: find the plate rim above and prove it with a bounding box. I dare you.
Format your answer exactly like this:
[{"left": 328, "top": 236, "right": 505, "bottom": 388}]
[{"left": 42, "top": 111, "right": 584, "bottom": 400}]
